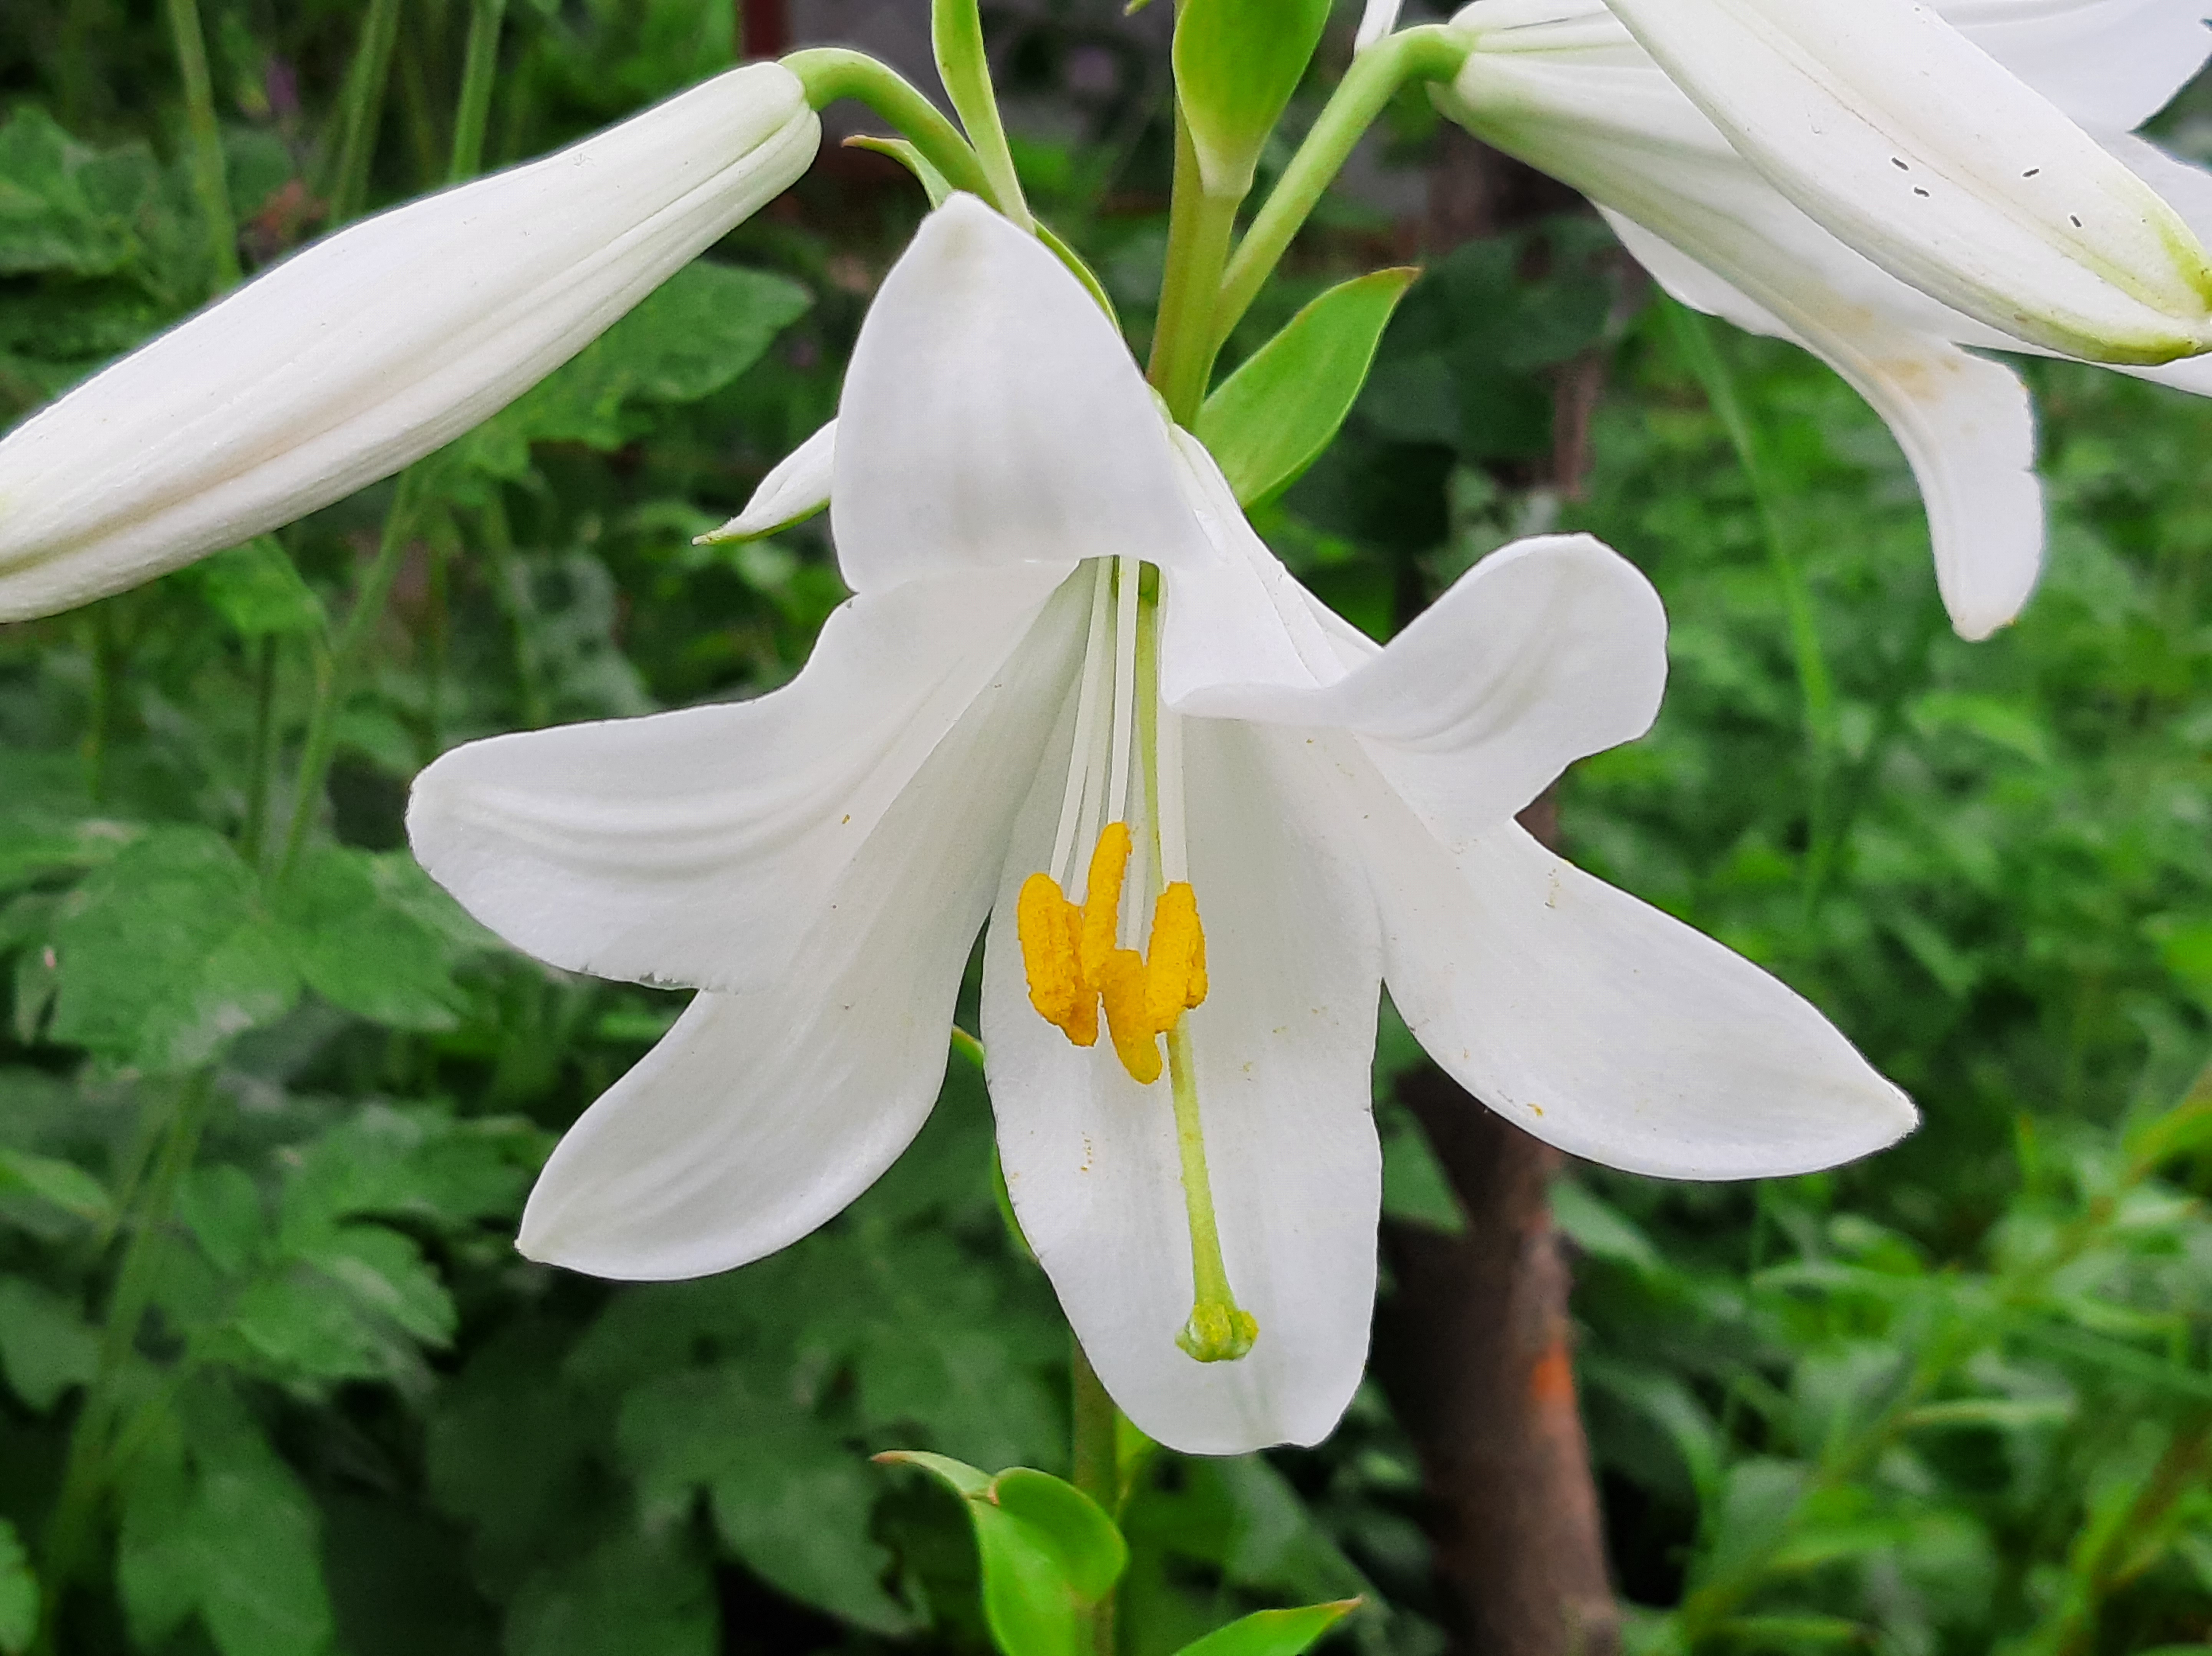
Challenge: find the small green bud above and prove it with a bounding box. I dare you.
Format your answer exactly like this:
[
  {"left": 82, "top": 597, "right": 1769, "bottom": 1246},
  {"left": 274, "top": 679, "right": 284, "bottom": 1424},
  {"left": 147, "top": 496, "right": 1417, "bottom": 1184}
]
[{"left": 1173, "top": 0, "right": 1333, "bottom": 199}]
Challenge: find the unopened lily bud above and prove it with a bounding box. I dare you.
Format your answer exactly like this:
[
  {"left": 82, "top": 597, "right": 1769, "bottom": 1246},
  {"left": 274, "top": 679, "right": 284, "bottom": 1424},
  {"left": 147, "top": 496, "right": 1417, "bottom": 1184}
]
[
  {"left": 1596, "top": 0, "right": 2212, "bottom": 365},
  {"left": 0, "top": 61, "right": 818, "bottom": 622}
]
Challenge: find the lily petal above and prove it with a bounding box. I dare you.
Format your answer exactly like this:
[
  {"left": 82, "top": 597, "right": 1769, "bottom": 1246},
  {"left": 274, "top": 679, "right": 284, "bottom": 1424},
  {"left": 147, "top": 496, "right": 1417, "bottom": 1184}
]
[
  {"left": 1947, "top": 0, "right": 2212, "bottom": 132},
  {"left": 698, "top": 419, "right": 835, "bottom": 543},
  {"left": 1596, "top": 0, "right": 2212, "bottom": 363},
  {"left": 0, "top": 63, "right": 818, "bottom": 621},
  {"left": 831, "top": 195, "right": 1212, "bottom": 595},
  {"left": 983, "top": 717, "right": 1382, "bottom": 1456},
  {"left": 515, "top": 574, "right": 1087, "bottom": 1279},
  {"left": 1164, "top": 443, "right": 1666, "bottom": 843},
  {"left": 409, "top": 564, "right": 1083, "bottom": 994},
  {"left": 2104, "top": 132, "right": 2212, "bottom": 397},
  {"left": 1354, "top": 783, "right": 1917, "bottom": 1180}
]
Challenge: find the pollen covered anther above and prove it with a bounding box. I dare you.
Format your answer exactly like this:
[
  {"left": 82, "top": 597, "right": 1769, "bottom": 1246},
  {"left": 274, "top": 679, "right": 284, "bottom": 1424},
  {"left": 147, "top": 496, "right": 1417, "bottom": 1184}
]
[{"left": 1017, "top": 823, "right": 1209, "bottom": 1084}]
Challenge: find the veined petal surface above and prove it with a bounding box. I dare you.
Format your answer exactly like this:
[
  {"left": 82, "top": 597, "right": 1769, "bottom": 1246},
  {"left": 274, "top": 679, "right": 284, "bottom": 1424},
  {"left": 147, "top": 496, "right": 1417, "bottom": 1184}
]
[
  {"left": 983, "top": 717, "right": 1382, "bottom": 1456},
  {"left": 1351, "top": 773, "right": 1917, "bottom": 1179},
  {"left": 409, "top": 564, "right": 1083, "bottom": 994},
  {"left": 516, "top": 571, "right": 1084, "bottom": 1279},
  {"left": 831, "top": 195, "right": 1212, "bottom": 595},
  {"left": 0, "top": 63, "right": 818, "bottom": 621},
  {"left": 1596, "top": 0, "right": 2212, "bottom": 363}
]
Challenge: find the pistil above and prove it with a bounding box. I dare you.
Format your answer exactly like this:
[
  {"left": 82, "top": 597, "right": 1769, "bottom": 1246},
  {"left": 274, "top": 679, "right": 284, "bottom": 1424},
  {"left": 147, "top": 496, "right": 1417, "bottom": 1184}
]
[{"left": 1012, "top": 556, "right": 1258, "bottom": 1363}]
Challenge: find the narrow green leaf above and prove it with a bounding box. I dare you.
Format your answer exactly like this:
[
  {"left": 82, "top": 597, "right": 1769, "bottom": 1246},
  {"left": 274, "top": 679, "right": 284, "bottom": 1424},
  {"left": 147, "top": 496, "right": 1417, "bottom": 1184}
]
[
  {"left": 874, "top": 1448, "right": 994, "bottom": 1500},
  {"left": 845, "top": 136, "right": 954, "bottom": 207},
  {"left": 1172, "top": 1601, "right": 1360, "bottom": 1656},
  {"left": 183, "top": 537, "right": 326, "bottom": 639},
  {"left": 1173, "top": 0, "right": 1333, "bottom": 197},
  {"left": 1198, "top": 268, "right": 1419, "bottom": 508},
  {"left": 0, "top": 1145, "right": 110, "bottom": 1224}
]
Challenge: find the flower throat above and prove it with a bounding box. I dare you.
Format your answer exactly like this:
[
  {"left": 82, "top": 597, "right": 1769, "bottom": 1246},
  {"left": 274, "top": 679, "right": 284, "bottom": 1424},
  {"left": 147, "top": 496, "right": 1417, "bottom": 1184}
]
[{"left": 1013, "top": 556, "right": 1255, "bottom": 1364}]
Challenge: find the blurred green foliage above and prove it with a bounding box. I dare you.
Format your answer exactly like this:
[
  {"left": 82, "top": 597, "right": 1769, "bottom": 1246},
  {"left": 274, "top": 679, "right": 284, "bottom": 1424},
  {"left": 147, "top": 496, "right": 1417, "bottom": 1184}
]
[{"left": 0, "top": 2, "right": 2207, "bottom": 1654}]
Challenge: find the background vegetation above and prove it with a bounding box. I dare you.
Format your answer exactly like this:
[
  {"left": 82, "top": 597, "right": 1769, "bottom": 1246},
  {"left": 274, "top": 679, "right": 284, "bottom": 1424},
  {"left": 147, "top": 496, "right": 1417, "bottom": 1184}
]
[{"left": 0, "top": 2, "right": 2209, "bottom": 1653}]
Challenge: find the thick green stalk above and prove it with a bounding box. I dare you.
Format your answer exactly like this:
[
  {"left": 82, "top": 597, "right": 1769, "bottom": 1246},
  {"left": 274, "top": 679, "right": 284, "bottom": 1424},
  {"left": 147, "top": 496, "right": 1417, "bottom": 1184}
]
[
  {"left": 1661, "top": 300, "right": 1841, "bottom": 928},
  {"left": 34, "top": 1071, "right": 216, "bottom": 1656},
  {"left": 1147, "top": 113, "right": 1243, "bottom": 425},
  {"left": 1213, "top": 26, "right": 1472, "bottom": 355},
  {"left": 1070, "top": 1339, "right": 1121, "bottom": 1656},
  {"left": 782, "top": 48, "right": 997, "bottom": 203},
  {"left": 328, "top": 0, "right": 405, "bottom": 226},
  {"left": 277, "top": 472, "right": 422, "bottom": 879},
  {"left": 932, "top": 0, "right": 1032, "bottom": 228},
  {"left": 448, "top": 0, "right": 508, "bottom": 182},
  {"left": 163, "top": 0, "right": 240, "bottom": 290}
]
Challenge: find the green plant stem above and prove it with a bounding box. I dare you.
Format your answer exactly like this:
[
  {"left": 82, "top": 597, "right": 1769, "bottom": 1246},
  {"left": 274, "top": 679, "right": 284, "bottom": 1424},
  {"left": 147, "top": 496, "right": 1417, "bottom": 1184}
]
[
  {"left": 79, "top": 608, "right": 117, "bottom": 808},
  {"left": 1661, "top": 299, "right": 1841, "bottom": 930},
  {"left": 781, "top": 48, "right": 997, "bottom": 202},
  {"left": 448, "top": 0, "right": 508, "bottom": 182},
  {"left": 1212, "top": 25, "right": 1471, "bottom": 356},
  {"left": 931, "top": 0, "right": 1031, "bottom": 228},
  {"left": 1147, "top": 113, "right": 1242, "bottom": 425},
  {"left": 1070, "top": 1338, "right": 1121, "bottom": 1656},
  {"left": 240, "top": 635, "right": 279, "bottom": 867},
  {"left": 162, "top": 0, "right": 240, "bottom": 290},
  {"left": 328, "top": 0, "right": 405, "bottom": 226},
  {"left": 277, "top": 471, "right": 422, "bottom": 879},
  {"left": 35, "top": 1070, "right": 216, "bottom": 1656}
]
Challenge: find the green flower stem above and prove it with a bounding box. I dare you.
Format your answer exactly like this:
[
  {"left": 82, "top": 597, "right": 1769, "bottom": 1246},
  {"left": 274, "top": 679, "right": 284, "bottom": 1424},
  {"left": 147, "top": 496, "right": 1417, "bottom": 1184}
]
[
  {"left": 1070, "top": 1338, "right": 1121, "bottom": 1656},
  {"left": 1660, "top": 299, "right": 1842, "bottom": 929},
  {"left": 447, "top": 0, "right": 509, "bottom": 183},
  {"left": 1212, "top": 25, "right": 1472, "bottom": 357},
  {"left": 276, "top": 470, "right": 423, "bottom": 881},
  {"left": 239, "top": 633, "right": 279, "bottom": 865},
  {"left": 328, "top": 0, "right": 405, "bottom": 227},
  {"left": 1147, "top": 111, "right": 1244, "bottom": 425},
  {"left": 932, "top": 0, "right": 1032, "bottom": 229},
  {"left": 34, "top": 1070, "right": 216, "bottom": 1656},
  {"left": 782, "top": 48, "right": 997, "bottom": 204},
  {"left": 162, "top": 0, "right": 239, "bottom": 291}
]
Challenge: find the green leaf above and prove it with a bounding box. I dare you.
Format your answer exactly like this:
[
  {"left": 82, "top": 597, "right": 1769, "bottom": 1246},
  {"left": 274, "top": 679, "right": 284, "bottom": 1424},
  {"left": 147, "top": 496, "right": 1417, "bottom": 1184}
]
[
  {"left": 506, "top": 1529, "right": 715, "bottom": 1656},
  {"left": 1172, "top": 1601, "right": 1359, "bottom": 1656},
  {"left": 0, "top": 1275, "right": 99, "bottom": 1411},
  {"left": 884, "top": 1455, "right": 1126, "bottom": 1656},
  {"left": 182, "top": 537, "right": 328, "bottom": 639},
  {"left": 1173, "top": 0, "right": 1332, "bottom": 196},
  {"left": 116, "top": 1384, "right": 336, "bottom": 1656},
  {"left": 274, "top": 847, "right": 480, "bottom": 1030},
  {"left": 0, "top": 1144, "right": 111, "bottom": 1224},
  {"left": 619, "top": 1367, "right": 914, "bottom": 1634},
  {"left": 47, "top": 826, "right": 298, "bottom": 1071},
  {"left": 0, "top": 1518, "right": 34, "bottom": 1656},
  {"left": 1199, "top": 269, "right": 1419, "bottom": 508},
  {"left": 462, "top": 260, "right": 812, "bottom": 472},
  {"left": 0, "top": 108, "right": 152, "bottom": 277},
  {"left": 1376, "top": 1104, "right": 1466, "bottom": 1234},
  {"left": 846, "top": 136, "right": 954, "bottom": 207}
]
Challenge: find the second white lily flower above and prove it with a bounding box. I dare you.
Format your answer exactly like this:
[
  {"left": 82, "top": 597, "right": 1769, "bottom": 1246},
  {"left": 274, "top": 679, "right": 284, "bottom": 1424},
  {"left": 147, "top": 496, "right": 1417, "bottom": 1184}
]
[{"left": 408, "top": 197, "right": 1914, "bottom": 1457}]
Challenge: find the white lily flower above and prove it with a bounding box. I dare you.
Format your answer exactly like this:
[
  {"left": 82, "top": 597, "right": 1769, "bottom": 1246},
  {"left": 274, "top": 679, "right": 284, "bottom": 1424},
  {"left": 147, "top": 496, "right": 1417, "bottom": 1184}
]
[
  {"left": 1431, "top": 0, "right": 2212, "bottom": 639},
  {"left": 407, "top": 196, "right": 1913, "bottom": 1455},
  {"left": 0, "top": 62, "right": 818, "bottom": 622}
]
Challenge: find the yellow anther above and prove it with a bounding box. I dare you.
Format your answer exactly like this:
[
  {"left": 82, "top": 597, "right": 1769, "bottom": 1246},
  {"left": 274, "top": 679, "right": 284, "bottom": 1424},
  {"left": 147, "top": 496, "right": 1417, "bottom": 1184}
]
[
  {"left": 1143, "top": 883, "right": 1207, "bottom": 1033},
  {"left": 1096, "top": 949, "right": 1164, "bottom": 1085},
  {"left": 1078, "top": 821, "right": 1132, "bottom": 982},
  {"left": 1016, "top": 873, "right": 1094, "bottom": 1045},
  {"left": 1016, "top": 824, "right": 1210, "bottom": 1086},
  {"left": 1177, "top": 1299, "right": 1258, "bottom": 1363}
]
